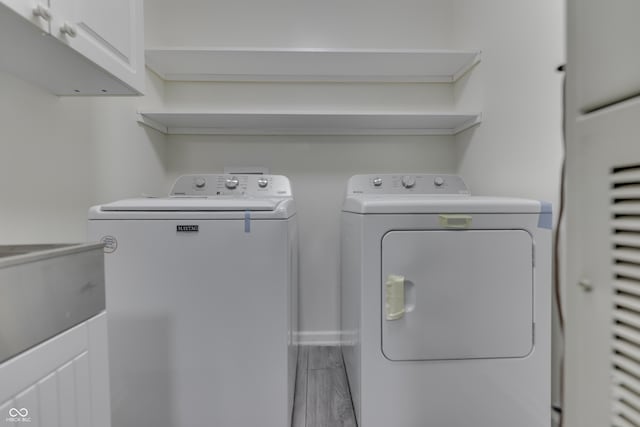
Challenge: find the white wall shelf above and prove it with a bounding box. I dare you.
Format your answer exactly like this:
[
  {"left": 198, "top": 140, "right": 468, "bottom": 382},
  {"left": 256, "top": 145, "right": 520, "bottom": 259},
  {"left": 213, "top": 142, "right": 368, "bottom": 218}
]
[
  {"left": 145, "top": 48, "right": 481, "bottom": 83},
  {"left": 137, "top": 111, "right": 481, "bottom": 136}
]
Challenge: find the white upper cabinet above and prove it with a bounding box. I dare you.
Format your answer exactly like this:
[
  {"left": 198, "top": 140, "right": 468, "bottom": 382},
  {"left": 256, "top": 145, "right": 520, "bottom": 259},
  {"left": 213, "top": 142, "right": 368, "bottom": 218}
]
[
  {"left": 0, "top": 0, "right": 144, "bottom": 95},
  {"left": 50, "top": 0, "right": 144, "bottom": 92},
  {"left": 1, "top": 0, "right": 50, "bottom": 32}
]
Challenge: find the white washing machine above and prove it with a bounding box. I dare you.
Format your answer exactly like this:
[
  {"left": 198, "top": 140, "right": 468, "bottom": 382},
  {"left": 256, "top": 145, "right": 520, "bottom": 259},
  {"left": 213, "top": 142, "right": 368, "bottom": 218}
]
[
  {"left": 341, "top": 174, "right": 551, "bottom": 427},
  {"left": 88, "top": 174, "right": 298, "bottom": 427}
]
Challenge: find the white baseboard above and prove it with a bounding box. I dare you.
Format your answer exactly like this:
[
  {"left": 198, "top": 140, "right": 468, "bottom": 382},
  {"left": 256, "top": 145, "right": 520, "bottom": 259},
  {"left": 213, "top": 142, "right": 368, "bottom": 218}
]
[{"left": 295, "top": 330, "right": 342, "bottom": 346}]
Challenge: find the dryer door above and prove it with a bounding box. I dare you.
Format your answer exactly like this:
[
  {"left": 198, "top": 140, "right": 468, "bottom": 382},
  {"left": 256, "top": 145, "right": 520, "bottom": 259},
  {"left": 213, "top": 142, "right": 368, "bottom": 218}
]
[{"left": 381, "top": 229, "right": 533, "bottom": 361}]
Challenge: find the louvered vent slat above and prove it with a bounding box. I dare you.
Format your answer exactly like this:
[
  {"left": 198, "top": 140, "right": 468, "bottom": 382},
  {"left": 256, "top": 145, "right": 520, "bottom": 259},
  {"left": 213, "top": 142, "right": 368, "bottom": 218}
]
[
  {"left": 612, "top": 187, "right": 640, "bottom": 200},
  {"left": 614, "top": 249, "right": 640, "bottom": 265},
  {"left": 612, "top": 219, "right": 640, "bottom": 232},
  {"left": 611, "top": 165, "right": 640, "bottom": 427},
  {"left": 614, "top": 264, "right": 640, "bottom": 282},
  {"left": 613, "top": 324, "right": 640, "bottom": 348},
  {"left": 611, "top": 169, "right": 640, "bottom": 186},
  {"left": 613, "top": 341, "right": 640, "bottom": 364},
  {"left": 613, "top": 387, "right": 640, "bottom": 412},
  {"left": 615, "top": 309, "right": 640, "bottom": 331},
  {"left": 614, "top": 294, "right": 640, "bottom": 313},
  {"left": 612, "top": 200, "right": 640, "bottom": 215},
  {"left": 613, "top": 354, "right": 640, "bottom": 379},
  {"left": 613, "top": 371, "right": 640, "bottom": 398},
  {"left": 615, "top": 234, "right": 640, "bottom": 248},
  {"left": 615, "top": 279, "right": 640, "bottom": 299},
  {"left": 613, "top": 414, "right": 639, "bottom": 427},
  {"left": 613, "top": 401, "right": 640, "bottom": 426}
]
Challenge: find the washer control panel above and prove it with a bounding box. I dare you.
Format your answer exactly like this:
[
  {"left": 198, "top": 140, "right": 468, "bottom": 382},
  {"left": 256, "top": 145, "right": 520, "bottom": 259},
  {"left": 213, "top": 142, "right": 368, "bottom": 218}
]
[
  {"left": 346, "top": 174, "right": 469, "bottom": 195},
  {"left": 170, "top": 174, "right": 292, "bottom": 197}
]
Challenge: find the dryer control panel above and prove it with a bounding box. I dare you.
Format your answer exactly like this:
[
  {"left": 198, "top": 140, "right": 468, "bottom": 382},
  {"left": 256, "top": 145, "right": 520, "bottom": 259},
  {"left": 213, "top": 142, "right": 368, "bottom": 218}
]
[
  {"left": 346, "top": 174, "right": 469, "bottom": 195},
  {"left": 170, "top": 174, "right": 292, "bottom": 197}
]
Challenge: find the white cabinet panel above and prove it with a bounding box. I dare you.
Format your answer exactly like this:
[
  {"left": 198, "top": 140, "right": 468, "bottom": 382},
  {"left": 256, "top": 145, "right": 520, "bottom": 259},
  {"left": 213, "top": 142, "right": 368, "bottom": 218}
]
[
  {"left": 571, "top": 0, "right": 640, "bottom": 112},
  {"left": 0, "top": 0, "right": 143, "bottom": 95},
  {"left": 37, "top": 373, "right": 59, "bottom": 427},
  {"left": 0, "top": 313, "right": 110, "bottom": 427},
  {"left": 14, "top": 386, "right": 38, "bottom": 426},
  {"left": 0, "top": 399, "right": 16, "bottom": 425},
  {"left": 87, "top": 313, "right": 111, "bottom": 427},
  {"left": 73, "top": 353, "right": 91, "bottom": 427},
  {"left": 74, "top": 0, "right": 132, "bottom": 60},
  {"left": 57, "top": 361, "right": 77, "bottom": 427},
  {"left": 0, "top": 322, "right": 87, "bottom": 404},
  {"left": 50, "top": 0, "right": 144, "bottom": 92}
]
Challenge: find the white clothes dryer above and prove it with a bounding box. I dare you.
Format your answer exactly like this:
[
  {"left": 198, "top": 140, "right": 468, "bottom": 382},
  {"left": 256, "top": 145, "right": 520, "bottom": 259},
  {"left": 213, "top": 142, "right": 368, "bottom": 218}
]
[
  {"left": 341, "top": 174, "right": 551, "bottom": 427},
  {"left": 88, "top": 174, "right": 298, "bottom": 427}
]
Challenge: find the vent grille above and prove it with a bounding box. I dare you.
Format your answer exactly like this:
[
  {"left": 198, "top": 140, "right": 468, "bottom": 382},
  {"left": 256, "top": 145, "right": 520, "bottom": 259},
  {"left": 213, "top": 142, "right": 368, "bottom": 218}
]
[{"left": 612, "top": 165, "right": 640, "bottom": 427}]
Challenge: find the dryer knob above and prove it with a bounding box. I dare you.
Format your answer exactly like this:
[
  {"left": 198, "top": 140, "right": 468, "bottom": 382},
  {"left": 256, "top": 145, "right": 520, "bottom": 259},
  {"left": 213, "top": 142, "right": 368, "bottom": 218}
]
[
  {"left": 225, "top": 177, "right": 240, "bottom": 189},
  {"left": 372, "top": 177, "right": 383, "bottom": 187},
  {"left": 401, "top": 175, "right": 416, "bottom": 189},
  {"left": 257, "top": 177, "right": 269, "bottom": 188},
  {"left": 434, "top": 176, "right": 445, "bottom": 187},
  {"left": 194, "top": 177, "right": 206, "bottom": 189}
]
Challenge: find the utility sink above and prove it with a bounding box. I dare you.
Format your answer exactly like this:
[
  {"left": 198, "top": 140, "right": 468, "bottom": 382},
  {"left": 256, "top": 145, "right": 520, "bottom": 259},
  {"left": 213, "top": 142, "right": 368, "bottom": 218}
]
[
  {"left": 0, "top": 244, "right": 77, "bottom": 258},
  {"left": 0, "top": 243, "right": 105, "bottom": 363}
]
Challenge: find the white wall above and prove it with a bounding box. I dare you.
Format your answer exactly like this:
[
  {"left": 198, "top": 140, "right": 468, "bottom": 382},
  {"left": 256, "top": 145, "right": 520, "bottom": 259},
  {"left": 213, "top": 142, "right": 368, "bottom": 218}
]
[
  {"left": 0, "top": 70, "right": 167, "bottom": 244},
  {"left": 0, "top": 1, "right": 565, "bottom": 351},
  {"left": 0, "top": 71, "right": 93, "bottom": 243},
  {"left": 451, "top": 0, "right": 565, "bottom": 416},
  {"left": 453, "top": 1, "right": 564, "bottom": 206},
  {"left": 144, "top": 0, "right": 460, "bottom": 342},
  {"left": 146, "top": 0, "right": 454, "bottom": 49},
  {"left": 90, "top": 72, "right": 168, "bottom": 205},
  {"left": 145, "top": 0, "right": 565, "bottom": 342}
]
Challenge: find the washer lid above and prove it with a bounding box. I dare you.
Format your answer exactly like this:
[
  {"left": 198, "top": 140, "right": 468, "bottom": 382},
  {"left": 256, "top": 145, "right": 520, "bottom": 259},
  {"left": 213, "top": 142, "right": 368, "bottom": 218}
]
[
  {"left": 343, "top": 195, "right": 544, "bottom": 214},
  {"left": 100, "top": 197, "right": 281, "bottom": 211},
  {"left": 90, "top": 197, "right": 295, "bottom": 219}
]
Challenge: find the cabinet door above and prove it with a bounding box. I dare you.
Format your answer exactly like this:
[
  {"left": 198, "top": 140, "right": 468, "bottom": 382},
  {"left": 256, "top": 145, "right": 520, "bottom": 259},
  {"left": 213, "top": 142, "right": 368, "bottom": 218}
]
[
  {"left": 87, "top": 312, "right": 111, "bottom": 427},
  {"left": 0, "top": 312, "right": 110, "bottom": 427},
  {"left": 565, "top": 99, "right": 640, "bottom": 427},
  {"left": 49, "top": 0, "right": 144, "bottom": 93},
  {"left": 0, "top": 0, "right": 50, "bottom": 32}
]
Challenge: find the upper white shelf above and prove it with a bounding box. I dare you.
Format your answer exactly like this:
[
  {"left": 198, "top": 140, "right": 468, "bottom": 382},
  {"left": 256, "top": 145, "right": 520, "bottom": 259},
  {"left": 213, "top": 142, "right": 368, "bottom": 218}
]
[
  {"left": 137, "top": 111, "right": 481, "bottom": 136},
  {"left": 145, "top": 48, "right": 481, "bottom": 83}
]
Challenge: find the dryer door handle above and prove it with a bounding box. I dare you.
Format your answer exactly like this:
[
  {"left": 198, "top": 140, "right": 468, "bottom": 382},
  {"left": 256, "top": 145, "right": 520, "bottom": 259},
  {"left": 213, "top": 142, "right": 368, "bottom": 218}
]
[
  {"left": 438, "top": 214, "right": 472, "bottom": 228},
  {"left": 385, "top": 274, "right": 405, "bottom": 320}
]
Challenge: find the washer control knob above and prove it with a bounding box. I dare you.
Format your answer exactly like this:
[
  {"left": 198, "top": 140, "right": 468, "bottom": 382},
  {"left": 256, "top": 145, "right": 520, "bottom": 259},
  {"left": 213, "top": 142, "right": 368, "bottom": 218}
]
[
  {"left": 194, "top": 177, "right": 206, "bottom": 189},
  {"left": 401, "top": 175, "right": 416, "bottom": 188},
  {"left": 225, "top": 176, "right": 240, "bottom": 189},
  {"left": 372, "top": 177, "right": 383, "bottom": 187},
  {"left": 257, "top": 177, "right": 269, "bottom": 188},
  {"left": 434, "top": 176, "right": 445, "bottom": 187}
]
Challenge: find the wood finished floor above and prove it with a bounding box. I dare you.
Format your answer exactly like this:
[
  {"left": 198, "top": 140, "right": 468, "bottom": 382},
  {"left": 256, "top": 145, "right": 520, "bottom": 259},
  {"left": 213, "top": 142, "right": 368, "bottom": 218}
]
[{"left": 292, "top": 346, "right": 357, "bottom": 427}]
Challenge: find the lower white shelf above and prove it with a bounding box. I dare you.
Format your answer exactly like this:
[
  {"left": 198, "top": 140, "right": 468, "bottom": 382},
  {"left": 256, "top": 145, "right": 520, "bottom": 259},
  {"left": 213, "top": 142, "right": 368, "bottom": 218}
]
[{"left": 137, "top": 111, "right": 481, "bottom": 136}]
